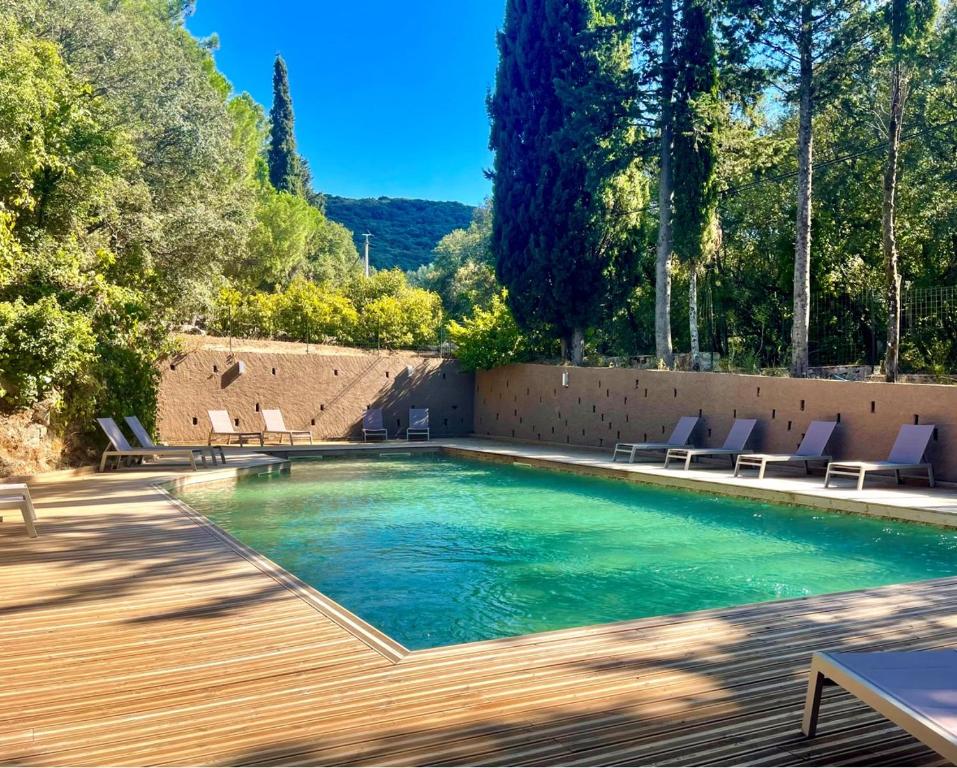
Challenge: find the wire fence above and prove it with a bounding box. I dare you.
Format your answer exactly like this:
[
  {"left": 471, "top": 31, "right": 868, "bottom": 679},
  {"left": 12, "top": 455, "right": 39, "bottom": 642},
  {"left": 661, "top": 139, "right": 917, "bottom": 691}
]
[{"left": 810, "top": 286, "right": 957, "bottom": 375}]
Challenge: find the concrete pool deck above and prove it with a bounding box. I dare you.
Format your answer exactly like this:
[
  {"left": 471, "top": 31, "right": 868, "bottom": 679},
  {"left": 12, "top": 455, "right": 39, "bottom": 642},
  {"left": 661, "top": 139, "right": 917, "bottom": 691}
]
[{"left": 2, "top": 440, "right": 957, "bottom": 766}]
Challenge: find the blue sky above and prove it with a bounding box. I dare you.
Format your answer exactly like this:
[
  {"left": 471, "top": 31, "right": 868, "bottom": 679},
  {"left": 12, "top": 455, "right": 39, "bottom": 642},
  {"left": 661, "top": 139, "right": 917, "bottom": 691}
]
[{"left": 187, "top": 1, "right": 503, "bottom": 205}]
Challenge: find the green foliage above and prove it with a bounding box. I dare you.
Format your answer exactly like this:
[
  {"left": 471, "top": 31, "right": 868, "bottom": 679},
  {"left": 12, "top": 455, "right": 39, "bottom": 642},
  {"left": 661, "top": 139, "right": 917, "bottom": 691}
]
[
  {"left": 410, "top": 205, "right": 499, "bottom": 321},
  {"left": 210, "top": 269, "right": 444, "bottom": 350},
  {"left": 267, "top": 56, "right": 307, "bottom": 196},
  {"left": 489, "top": 0, "right": 644, "bottom": 357},
  {"left": 0, "top": 297, "right": 95, "bottom": 408},
  {"left": 241, "top": 188, "right": 325, "bottom": 288},
  {"left": 323, "top": 196, "right": 475, "bottom": 271},
  {"left": 447, "top": 292, "right": 530, "bottom": 371}
]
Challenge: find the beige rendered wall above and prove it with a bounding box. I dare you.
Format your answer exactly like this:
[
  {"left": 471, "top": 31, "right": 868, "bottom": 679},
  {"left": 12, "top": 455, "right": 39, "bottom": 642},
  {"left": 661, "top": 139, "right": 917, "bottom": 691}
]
[
  {"left": 475, "top": 364, "right": 957, "bottom": 481},
  {"left": 158, "top": 344, "right": 474, "bottom": 443}
]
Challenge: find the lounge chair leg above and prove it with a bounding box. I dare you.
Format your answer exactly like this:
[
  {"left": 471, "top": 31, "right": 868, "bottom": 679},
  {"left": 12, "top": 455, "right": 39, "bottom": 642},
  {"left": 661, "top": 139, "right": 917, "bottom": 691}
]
[
  {"left": 99, "top": 452, "right": 109, "bottom": 473},
  {"left": 733, "top": 457, "right": 741, "bottom": 477},
  {"left": 804, "top": 460, "right": 811, "bottom": 476},
  {"left": 824, "top": 466, "right": 832, "bottom": 487},
  {"left": 928, "top": 465, "right": 935, "bottom": 488},
  {"left": 200, "top": 452, "right": 207, "bottom": 467},
  {"left": 684, "top": 453, "right": 692, "bottom": 471},
  {"left": 189, "top": 454, "right": 197, "bottom": 471},
  {"left": 801, "top": 669, "right": 827, "bottom": 737},
  {"left": 21, "top": 498, "right": 38, "bottom": 538},
  {"left": 218, "top": 447, "right": 226, "bottom": 464},
  {"left": 895, "top": 469, "right": 902, "bottom": 485},
  {"left": 857, "top": 469, "right": 866, "bottom": 491},
  {"left": 758, "top": 460, "right": 766, "bottom": 480}
]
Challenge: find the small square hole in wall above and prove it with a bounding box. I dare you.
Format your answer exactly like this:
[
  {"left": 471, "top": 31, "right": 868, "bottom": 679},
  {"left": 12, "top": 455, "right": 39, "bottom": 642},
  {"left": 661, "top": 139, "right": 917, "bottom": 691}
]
[
  {"left": 757, "top": 387, "right": 761, "bottom": 397},
  {"left": 551, "top": 426, "right": 555, "bottom": 434},
  {"left": 708, "top": 428, "right": 712, "bottom": 438},
  {"left": 598, "top": 380, "right": 602, "bottom": 388},
  {"left": 578, "top": 396, "right": 582, "bottom": 405},
  {"left": 333, "top": 369, "right": 338, "bottom": 376},
  {"left": 442, "top": 372, "right": 446, "bottom": 380},
  {"left": 674, "top": 388, "right": 678, "bottom": 398},
  {"left": 698, "top": 408, "right": 703, "bottom": 417},
  {"left": 772, "top": 409, "right": 776, "bottom": 419},
  {"left": 582, "top": 429, "right": 586, "bottom": 436},
  {"left": 271, "top": 368, "right": 277, "bottom": 376},
  {"left": 170, "top": 364, "right": 176, "bottom": 371},
  {"left": 914, "top": 414, "right": 920, "bottom": 424},
  {"left": 599, "top": 438, "right": 604, "bottom": 447},
  {"left": 733, "top": 409, "right": 737, "bottom": 418},
  {"left": 606, "top": 389, "right": 610, "bottom": 398},
  {"left": 617, "top": 431, "right": 621, "bottom": 439},
  {"left": 800, "top": 399, "right": 806, "bottom": 411},
  {"left": 255, "top": 403, "right": 260, "bottom": 412},
  {"left": 320, "top": 404, "right": 325, "bottom": 411},
  {"left": 234, "top": 418, "right": 240, "bottom": 427},
  {"left": 624, "top": 396, "right": 628, "bottom": 405},
  {"left": 644, "top": 388, "right": 649, "bottom": 398},
  {"left": 871, "top": 401, "right": 876, "bottom": 413},
  {"left": 643, "top": 433, "right": 648, "bottom": 441},
  {"left": 787, "top": 421, "right": 792, "bottom": 431},
  {"left": 443, "top": 418, "right": 449, "bottom": 427},
  {"left": 385, "top": 371, "right": 390, "bottom": 378},
  {"left": 592, "top": 404, "right": 596, "bottom": 413},
  {"left": 192, "top": 416, "right": 198, "bottom": 426},
  {"left": 213, "top": 365, "right": 218, "bottom": 373},
  {"left": 635, "top": 378, "right": 640, "bottom": 388},
  {"left": 933, "top": 427, "right": 939, "bottom": 441},
  {"left": 836, "top": 413, "right": 841, "bottom": 423},
  {"left": 511, "top": 429, "right": 516, "bottom": 438},
  {"left": 625, "top": 414, "right": 629, "bottom": 422},
  {"left": 566, "top": 436, "right": 570, "bottom": 443},
  {"left": 311, "top": 418, "right": 316, "bottom": 426}
]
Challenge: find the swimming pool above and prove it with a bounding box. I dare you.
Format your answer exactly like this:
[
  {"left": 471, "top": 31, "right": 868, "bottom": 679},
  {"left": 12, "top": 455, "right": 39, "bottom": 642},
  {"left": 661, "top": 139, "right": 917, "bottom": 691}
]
[{"left": 177, "top": 453, "right": 957, "bottom": 650}]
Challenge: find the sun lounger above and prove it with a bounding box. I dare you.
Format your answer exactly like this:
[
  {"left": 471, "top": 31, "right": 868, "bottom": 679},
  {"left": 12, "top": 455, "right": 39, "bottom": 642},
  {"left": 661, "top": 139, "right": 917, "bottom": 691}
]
[
  {"left": 824, "top": 423, "right": 935, "bottom": 490},
  {"left": 0, "top": 483, "right": 38, "bottom": 538},
  {"left": 207, "top": 409, "right": 264, "bottom": 447},
  {"left": 97, "top": 417, "right": 208, "bottom": 472},
  {"left": 802, "top": 650, "right": 957, "bottom": 763},
  {"left": 665, "top": 418, "right": 758, "bottom": 470},
  {"left": 363, "top": 408, "right": 388, "bottom": 441},
  {"left": 261, "top": 409, "right": 313, "bottom": 445},
  {"left": 613, "top": 416, "right": 700, "bottom": 463},
  {"left": 125, "top": 415, "right": 225, "bottom": 465},
  {"left": 406, "top": 408, "right": 430, "bottom": 441},
  {"left": 734, "top": 420, "right": 837, "bottom": 479}
]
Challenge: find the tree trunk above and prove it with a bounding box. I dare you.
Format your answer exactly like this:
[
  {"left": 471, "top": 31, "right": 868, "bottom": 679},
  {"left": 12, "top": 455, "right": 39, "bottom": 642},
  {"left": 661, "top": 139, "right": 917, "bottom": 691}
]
[
  {"left": 883, "top": 61, "right": 905, "bottom": 383},
  {"left": 655, "top": 0, "right": 675, "bottom": 368},
  {"left": 790, "top": 0, "right": 814, "bottom": 379},
  {"left": 560, "top": 328, "right": 585, "bottom": 366},
  {"left": 689, "top": 266, "right": 700, "bottom": 370}
]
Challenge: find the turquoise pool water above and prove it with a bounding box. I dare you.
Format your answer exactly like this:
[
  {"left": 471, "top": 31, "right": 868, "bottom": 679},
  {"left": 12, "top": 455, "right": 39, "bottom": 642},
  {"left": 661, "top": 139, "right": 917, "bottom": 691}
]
[{"left": 178, "top": 454, "right": 957, "bottom": 650}]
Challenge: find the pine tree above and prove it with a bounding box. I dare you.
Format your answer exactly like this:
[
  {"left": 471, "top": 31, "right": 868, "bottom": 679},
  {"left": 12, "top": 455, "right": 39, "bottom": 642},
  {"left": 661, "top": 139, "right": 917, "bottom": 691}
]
[
  {"left": 488, "top": 0, "right": 640, "bottom": 365},
  {"left": 672, "top": 0, "right": 720, "bottom": 370},
  {"left": 268, "top": 55, "right": 304, "bottom": 196}
]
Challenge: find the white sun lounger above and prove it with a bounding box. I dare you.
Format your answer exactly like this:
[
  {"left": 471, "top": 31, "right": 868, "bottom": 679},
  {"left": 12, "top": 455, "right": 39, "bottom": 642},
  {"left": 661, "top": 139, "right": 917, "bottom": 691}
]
[
  {"left": 734, "top": 420, "right": 837, "bottom": 479},
  {"left": 802, "top": 650, "right": 957, "bottom": 764},
  {"left": 125, "top": 415, "right": 225, "bottom": 465},
  {"left": 97, "top": 417, "right": 207, "bottom": 472},
  {"left": 406, "top": 408, "right": 430, "bottom": 441},
  {"left": 613, "top": 416, "right": 700, "bottom": 463},
  {"left": 665, "top": 418, "right": 758, "bottom": 470},
  {"left": 207, "top": 409, "right": 264, "bottom": 447},
  {"left": 362, "top": 408, "right": 388, "bottom": 441},
  {"left": 261, "top": 409, "right": 313, "bottom": 445},
  {"left": 824, "top": 424, "right": 935, "bottom": 490},
  {"left": 0, "top": 483, "right": 38, "bottom": 538}
]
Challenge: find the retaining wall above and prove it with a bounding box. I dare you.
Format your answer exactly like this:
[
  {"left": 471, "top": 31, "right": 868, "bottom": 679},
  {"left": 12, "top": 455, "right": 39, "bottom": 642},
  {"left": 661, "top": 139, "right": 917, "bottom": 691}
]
[
  {"left": 158, "top": 344, "right": 474, "bottom": 443},
  {"left": 474, "top": 364, "right": 957, "bottom": 481}
]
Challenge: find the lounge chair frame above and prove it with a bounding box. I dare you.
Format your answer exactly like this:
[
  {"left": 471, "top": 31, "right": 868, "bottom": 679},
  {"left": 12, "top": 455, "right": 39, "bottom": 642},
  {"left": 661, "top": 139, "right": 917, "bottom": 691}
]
[
  {"left": 802, "top": 650, "right": 957, "bottom": 764},
  {"left": 0, "top": 483, "right": 38, "bottom": 538},
  {"left": 665, "top": 419, "right": 758, "bottom": 470},
  {"left": 125, "top": 416, "right": 225, "bottom": 466},
  {"left": 406, "top": 408, "right": 430, "bottom": 442},
  {"left": 97, "top": 418, "right": 207, "bottom": 473},
  {"left": 261, "top": 409, "right": 313, "bottom": 445},
  {"left": 824, "top": 424, "right": 935, "bottom": 490},
  {"left": 613, "top": 416, "right": 700, "bottom": 463},
  {"left": 362, "top": 409, "right": 389, "bottom": 442},
  {"left": 207, "top": 410, "right": 264, "bottom": 447},
  {"left": 734, "top": 420, "right": 837, "bottom": 479}
]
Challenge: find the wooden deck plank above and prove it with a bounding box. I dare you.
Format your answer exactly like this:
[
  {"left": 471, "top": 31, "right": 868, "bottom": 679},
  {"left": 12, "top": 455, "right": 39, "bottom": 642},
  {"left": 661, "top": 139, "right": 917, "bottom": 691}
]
[{"left": 2, "top": 450, "right": 954, "bottom": 766}]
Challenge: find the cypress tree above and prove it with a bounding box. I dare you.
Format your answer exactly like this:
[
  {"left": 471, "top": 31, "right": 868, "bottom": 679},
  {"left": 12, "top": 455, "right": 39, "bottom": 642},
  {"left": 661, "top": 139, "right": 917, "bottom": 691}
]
[
  {"left": 488, "top": 0, "right": 639, "bottom": 365},
  {"left": 268, "top": 55, "right": 304, "bottom": 196},
  {"left": 672, "top": 0, "right": 720, "bottom": 370}
]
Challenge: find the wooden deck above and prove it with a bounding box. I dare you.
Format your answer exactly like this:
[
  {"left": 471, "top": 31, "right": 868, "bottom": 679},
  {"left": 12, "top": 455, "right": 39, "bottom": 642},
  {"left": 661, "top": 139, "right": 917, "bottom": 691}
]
[{"left": 2, "top": 453, "right": 956, "bottom": 766}]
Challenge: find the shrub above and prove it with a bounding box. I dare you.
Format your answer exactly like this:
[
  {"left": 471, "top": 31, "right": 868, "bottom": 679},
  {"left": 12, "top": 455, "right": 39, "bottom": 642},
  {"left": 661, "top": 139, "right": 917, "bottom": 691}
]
[
  {"left": 0, "top": 296, "right": 96, "bottom": 409},
  {"left": 447, "top": 292, "right": 529, "bottom": 371}
]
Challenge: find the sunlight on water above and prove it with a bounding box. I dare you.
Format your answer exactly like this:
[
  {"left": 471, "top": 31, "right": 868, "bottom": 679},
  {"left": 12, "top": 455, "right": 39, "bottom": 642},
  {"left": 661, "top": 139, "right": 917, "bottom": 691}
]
[{"left": 178, "top": 455, "right": 957, "bottom": 650}]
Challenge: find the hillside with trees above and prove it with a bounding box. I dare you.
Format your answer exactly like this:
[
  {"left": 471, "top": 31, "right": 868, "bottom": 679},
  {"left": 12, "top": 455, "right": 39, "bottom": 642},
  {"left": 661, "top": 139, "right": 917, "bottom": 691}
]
[{"left": 323, "top": 196, "right": 476, "bottom": 271}]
